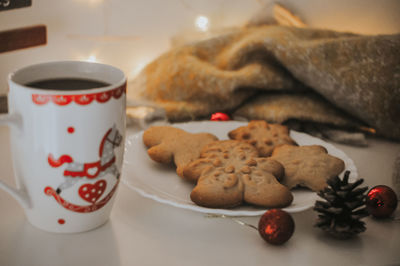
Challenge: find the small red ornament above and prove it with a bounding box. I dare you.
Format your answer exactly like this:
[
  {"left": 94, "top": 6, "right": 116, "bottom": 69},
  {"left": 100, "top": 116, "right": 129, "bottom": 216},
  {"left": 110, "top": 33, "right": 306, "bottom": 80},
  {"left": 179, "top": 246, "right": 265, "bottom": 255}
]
[
  {"left": 210, "top": 112, "right": 230, "bottom": 121},
  {"left": 258, "top": 209, "right": 295, "bottom": 245},
  {"left": 67, "top": 126, "right": 75, "bottom": 134},
  {"left": 366, "top": 185, "right": 398, "bottom": 218}
]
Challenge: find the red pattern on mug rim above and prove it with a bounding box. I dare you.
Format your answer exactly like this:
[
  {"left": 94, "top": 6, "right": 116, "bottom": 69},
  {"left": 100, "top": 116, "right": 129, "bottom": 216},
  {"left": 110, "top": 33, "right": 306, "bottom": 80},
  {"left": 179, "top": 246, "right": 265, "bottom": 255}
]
[{"left": 32, "top": 83, "right": 126, "bottom": 106}]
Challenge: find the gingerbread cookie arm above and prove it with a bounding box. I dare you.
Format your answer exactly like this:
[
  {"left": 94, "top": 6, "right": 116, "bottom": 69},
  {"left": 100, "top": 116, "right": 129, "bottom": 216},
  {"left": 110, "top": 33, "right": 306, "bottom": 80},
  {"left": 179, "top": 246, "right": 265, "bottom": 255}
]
[
  {"left": 182, "top": 158, "right": 214, "bottom": 182},
  {"left": 143, "top": 126, "right": 181, "bottom": 164},
  {"left": 147, "top": 144, "right": 174, "bottom": 164},
  {"left": 143, "top": 126, "right": 176, "bottom": 147}
]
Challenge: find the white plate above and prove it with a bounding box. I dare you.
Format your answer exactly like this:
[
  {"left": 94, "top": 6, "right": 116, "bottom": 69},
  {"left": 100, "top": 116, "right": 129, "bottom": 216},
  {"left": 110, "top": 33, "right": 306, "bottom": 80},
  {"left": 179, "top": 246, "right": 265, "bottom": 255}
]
[{"left": 122, "top": 121, "right": 357, "bottom": 216}]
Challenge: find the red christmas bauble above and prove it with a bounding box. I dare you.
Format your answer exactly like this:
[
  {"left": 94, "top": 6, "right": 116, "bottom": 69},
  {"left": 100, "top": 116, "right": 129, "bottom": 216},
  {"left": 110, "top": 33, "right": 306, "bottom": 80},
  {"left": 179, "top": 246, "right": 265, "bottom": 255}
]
[
  {"left": 210, "top": 112, "right": 230, "bottom": 121},
  {"left": 258, "top": 209, "right": 295, "bottom": 245},
  {"left": 366, "top": 185, "right": 398, "bottom": 218}
]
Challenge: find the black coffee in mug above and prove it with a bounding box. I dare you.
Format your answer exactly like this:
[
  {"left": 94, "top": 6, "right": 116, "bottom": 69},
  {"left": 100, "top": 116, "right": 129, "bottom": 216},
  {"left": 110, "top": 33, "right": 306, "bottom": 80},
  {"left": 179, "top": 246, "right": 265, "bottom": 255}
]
[{"left": 26, "top": 78, "right": 110, "bottom": 90}]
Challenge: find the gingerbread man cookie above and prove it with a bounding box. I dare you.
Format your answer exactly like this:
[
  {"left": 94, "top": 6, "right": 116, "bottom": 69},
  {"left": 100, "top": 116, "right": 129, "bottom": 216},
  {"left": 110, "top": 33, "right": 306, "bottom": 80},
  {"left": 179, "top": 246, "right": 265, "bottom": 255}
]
[
  {"left": 271, "top": 144, "right": 345, "bottom": 191},
  {"left": 183, "top": 140, "right": 293, "bottom": 208},
  {"left": 143, "top": 126, "right": 218, "bottom": 181},
  {"left": 228, "top": 120, "right": 297, "bottom": 157}
]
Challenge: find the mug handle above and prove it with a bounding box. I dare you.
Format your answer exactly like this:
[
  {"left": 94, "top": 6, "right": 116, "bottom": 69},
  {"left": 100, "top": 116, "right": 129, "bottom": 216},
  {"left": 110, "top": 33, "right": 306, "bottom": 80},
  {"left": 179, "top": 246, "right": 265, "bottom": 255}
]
[{"left": 0, "top": 112, "right": 30, "bottom": 209}]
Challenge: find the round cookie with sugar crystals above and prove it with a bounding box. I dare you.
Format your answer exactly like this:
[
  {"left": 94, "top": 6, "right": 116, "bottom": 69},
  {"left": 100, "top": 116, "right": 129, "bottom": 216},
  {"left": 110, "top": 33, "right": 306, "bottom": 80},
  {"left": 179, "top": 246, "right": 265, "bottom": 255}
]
[
  {"left": 143, "top": 126, "right": 218, "bottom": 181},
  {"left": 271, "top": 144, "right": 345, "bottom": 191},
  {"left": 228, "top": 120, "right": 297, "bottom": 157},
  {"left": 183, "top": 140, "right": 293, "bottom": 208}
]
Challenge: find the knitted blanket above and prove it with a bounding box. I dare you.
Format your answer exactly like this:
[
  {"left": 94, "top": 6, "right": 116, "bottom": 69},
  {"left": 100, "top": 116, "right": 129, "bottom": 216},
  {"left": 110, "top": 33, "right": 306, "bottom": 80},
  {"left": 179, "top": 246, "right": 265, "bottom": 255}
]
[{"left": 128, "top": 25, "right": 400, "bottom": 141}]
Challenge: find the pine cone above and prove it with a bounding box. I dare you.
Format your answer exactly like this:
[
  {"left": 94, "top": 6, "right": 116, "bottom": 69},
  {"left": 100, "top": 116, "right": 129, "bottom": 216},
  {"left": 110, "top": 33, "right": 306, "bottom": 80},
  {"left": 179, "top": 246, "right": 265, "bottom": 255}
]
[{"left": 314, "top": 171, "right": 369, "bottom": 239}]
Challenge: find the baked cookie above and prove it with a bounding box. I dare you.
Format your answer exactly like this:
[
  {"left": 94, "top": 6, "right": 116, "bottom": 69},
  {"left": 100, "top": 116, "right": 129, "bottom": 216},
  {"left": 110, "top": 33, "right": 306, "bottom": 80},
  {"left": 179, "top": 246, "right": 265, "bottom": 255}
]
[
  {"left": 228, "top": 120, "right": 297, "bottom": 157},
  {"left": 183, "top": 140, "right": 293, "bottom": 208},
  {"left": 271, "top": 144, "right": 345, "bottom": 191},
  {"left": 143, "top": 126, "right": 218, "bottom": 180}
]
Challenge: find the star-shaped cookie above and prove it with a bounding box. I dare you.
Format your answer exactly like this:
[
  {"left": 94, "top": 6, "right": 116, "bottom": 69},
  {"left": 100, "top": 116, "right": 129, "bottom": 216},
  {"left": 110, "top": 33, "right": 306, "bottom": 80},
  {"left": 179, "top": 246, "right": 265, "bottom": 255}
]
[
  {"left": 228, "top": 120, "right": 297, "bottom": 157},
  {"left": 271, "top": 144, "right": 345, "bottom": 191}
]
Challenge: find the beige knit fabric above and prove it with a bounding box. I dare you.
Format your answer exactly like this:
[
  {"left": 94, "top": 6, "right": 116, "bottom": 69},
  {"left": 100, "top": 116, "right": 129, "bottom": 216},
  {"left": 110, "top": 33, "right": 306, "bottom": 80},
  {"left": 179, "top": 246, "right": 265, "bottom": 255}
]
[{"left": 128, "top": 26, "right": 400, "bottom": 140}]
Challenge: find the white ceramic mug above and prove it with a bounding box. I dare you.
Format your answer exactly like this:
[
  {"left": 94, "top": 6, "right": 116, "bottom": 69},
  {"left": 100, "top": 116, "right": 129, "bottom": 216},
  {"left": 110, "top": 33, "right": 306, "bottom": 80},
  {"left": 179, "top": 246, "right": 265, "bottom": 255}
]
[{"left": 0, "top": 61, "right": 126, "bottom": 233}]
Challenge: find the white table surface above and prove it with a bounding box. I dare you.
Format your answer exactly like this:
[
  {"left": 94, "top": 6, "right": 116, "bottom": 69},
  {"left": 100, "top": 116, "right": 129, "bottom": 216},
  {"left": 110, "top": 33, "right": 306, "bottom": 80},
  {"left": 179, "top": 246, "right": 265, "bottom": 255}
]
[{"left": 1, "top": 126, "right": 399, "bottom": 266}]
